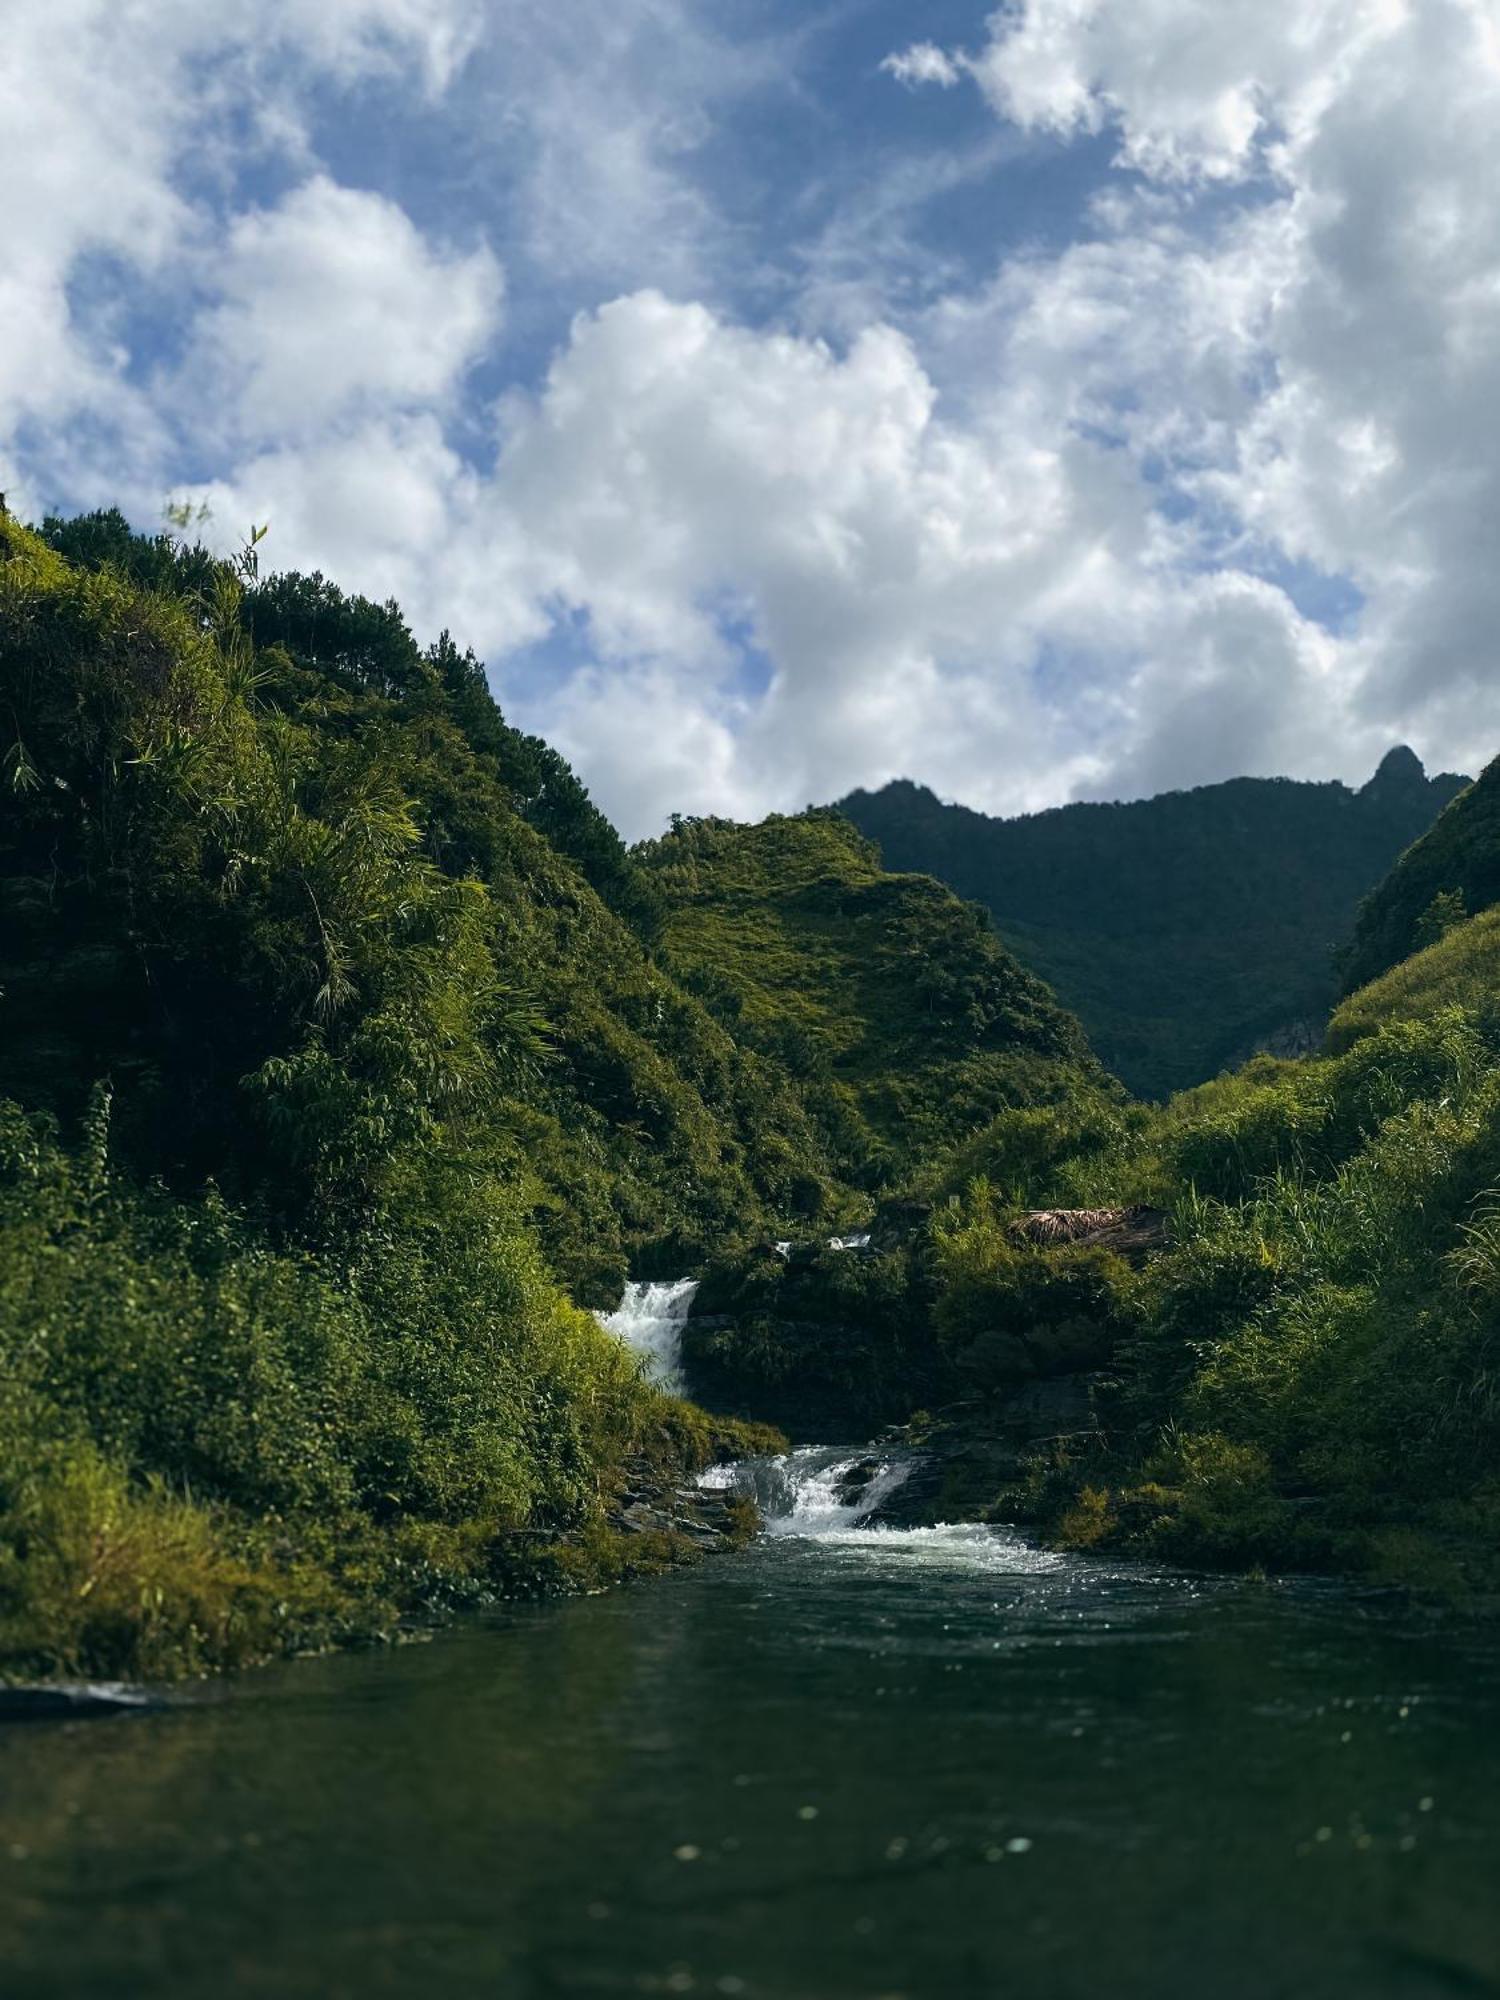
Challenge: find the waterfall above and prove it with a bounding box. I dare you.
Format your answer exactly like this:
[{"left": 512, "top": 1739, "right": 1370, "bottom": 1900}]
[
  {"left": 597, "top": 1278, "right": 700, "bottom": 1392},
  {"left": 702, "top": 1445, "right": 915, "bottom": 1538}
]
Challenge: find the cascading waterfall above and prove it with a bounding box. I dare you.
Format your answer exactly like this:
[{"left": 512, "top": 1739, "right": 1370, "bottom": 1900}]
[
  {"left": 596, "top": 1278, "right": 700, "bottom": 1392},
  {"left": 598, "top": 1283, "right": 1054, "bottom": 1567},
  {"left": 701, "top": 1445, "right": 916, "bottom": 1538},
  {"left": 702, "top": 1447, "right": 1067, "bottom": 1568}
]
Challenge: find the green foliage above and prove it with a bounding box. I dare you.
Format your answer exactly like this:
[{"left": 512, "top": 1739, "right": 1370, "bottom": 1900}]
[
  {"left": 1414, "top": 887, "right": 1468, "bottom": 951},
  {"left": 637, "top": 810, "right": 1096, "bottom": 1184},
  {"left": 931, "top": 1187, "right": 1138, "bottom": 1390},
  {"left": 1329, "top": 905, "right": 1500, "bottom": 1053},
  {"left": 1, "top": 509, "right": 1107, "bottom": 1669},
  {"left": 686, "top": 1240, "right": 944, "bottom": 1438},
  {"left": 967, "top": 1007, "right": 1500, "bottom": 1579},
  {"left": 1, "top": 512, "right": 854, "bottom": 1291},
  {"left": 1340, "top": 752, "right": 1500, "bottom": 991},
  {"left": 0, "top": 1098, "right": 675, "bottom": 1676},
  {"left": 841, "top": 750, "right": 1466, "bottom": 1098}
]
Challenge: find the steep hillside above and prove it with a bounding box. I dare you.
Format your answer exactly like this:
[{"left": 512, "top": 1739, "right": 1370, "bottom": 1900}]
[
  {"left": 8, "top": 511, "right": 855, "bottom": 1306},
  {"left": 0, "top": 507, "right": 1102, "bottom": 1675},
  {"left": 1329, "top": 906, "right": 1500, "bottom": 1053},
  {"left": 635, "top": 811, "right": 1100, "bottom": 1186},
  {"left": 1339, "top": 755, "right": 1500, "bottom": 993},
  {"left": 838, "top": 750, "right": 1466, "bottom": 1098}
]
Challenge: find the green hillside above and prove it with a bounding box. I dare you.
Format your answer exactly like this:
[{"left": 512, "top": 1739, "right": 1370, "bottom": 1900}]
[
  {"left": 662, "top": 754, "right": 1500, "bottom": 1587},
  {"left": 1339, "top": 755, "right": 1500, "bottom": 993},
  {"left": 637, "top": 812, "right": 1098, "bottom": 1186},
  {"left": 1329, "top": 906, "right": 1500, "bottom": 1053},
  {"left": 838, "top": 750, "right": 1466, "bottom": 1098},
  {"left": 0, "top": 507, "right": 1094, "bottom": 1676}
]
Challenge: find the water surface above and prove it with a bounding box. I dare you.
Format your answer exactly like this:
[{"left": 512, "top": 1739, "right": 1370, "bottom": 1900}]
[{"left": 2, "top": 1468, "right": 1497, "bottom": 1999}]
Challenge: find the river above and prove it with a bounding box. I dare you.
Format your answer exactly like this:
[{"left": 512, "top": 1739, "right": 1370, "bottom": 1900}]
[{"left": 2, "top": 1442, "right": 1498, "bottom": 1999}]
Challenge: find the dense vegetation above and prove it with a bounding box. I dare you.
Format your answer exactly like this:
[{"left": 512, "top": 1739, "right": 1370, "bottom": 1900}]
[
  {"left": 5, "top": 495, "right": 1495, "bottom": 1676},
  {"left": 839, "top": 750, "right": 1466, "bottom": 1098},
  {"left": 676, "top": 822, "right": 1500, "bottom": 1588},
  {"left": 636, "top": 811, "right": 1097, "bottom": 1185},
  {"left": 922, "top": 1003, "right": 1500, "bottom": 1584},
  {"left": 1339, "top": 754, "right": 1500, "bottom": 992},
  {"left": 0, "top": 508, "right": 1090, "bottom": 1676}
]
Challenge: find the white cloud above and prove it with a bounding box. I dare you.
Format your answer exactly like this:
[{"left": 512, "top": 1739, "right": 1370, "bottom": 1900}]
[
  {"left": 881, "top": 44, "right": 964, "bottom": 90},
  {"left": 9, "top": 0, "right": 1500, "bottom": 838},
  {"left": 963, "top": 0, "right": 1406, "bottom": 181},
  {"left": 0, "top": 0, "right": 480, "bottom": 495},
  {"left": 853, "top": 0, "right": 1500, "bottom": 802},
  {"left": 459, "top": 0, "right": 785, "bottom": 297},
  {"left": 187, "top": 178, "right": 502, "bottom": 444}
]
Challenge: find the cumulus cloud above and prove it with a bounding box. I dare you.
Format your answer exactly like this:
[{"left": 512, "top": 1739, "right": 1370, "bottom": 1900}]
[
  {"left": 881, "top": 44, "right": 964, "bottom": 90},
  {"left": 187, "top": 178, "right": 502, "bottom": 444},
  {"left": 481, "top": 291, "right": 1357, "bottom": 831},
  {"left": 0, "top": 0, "right": 480, "bottom": 507},
  {"left": 191, "top": 284, "right": 1348, "bottom": 833},
  {"left": 8, "top": 0, "right": 1500, "bottom": 835},
  {"left": 954, "top": 0, "right": 1406, "bottom": 179},
  {"left": 855, "top": 0, "right": 1500, "bottom": 802}
]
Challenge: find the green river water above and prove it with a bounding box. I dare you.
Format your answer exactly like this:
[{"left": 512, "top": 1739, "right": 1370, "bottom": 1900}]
[{"left": 2, "top": 1459, "right": 1498, "bottom": 2000}]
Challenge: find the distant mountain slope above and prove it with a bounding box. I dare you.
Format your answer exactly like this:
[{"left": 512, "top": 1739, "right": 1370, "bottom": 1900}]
[
  {"left": 635, "top": 812, "right": 1099, "bottom": 1186},
  {"left": 837, "top": 749, "right": 1467, "bottom": 1098},
  {"left": 1338, "top": 755, "right": 1499, "bottom": 994}
]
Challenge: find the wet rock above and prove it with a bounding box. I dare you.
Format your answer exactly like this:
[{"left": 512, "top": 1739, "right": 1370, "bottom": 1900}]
[
  {"left": 0, "top": 1682, "right": 158, "bottom": 1723},
  {"left": 878, "top": 1375, "right": 1110, "bottom": 1528},
  {"left": 607, "top": 1472, "right": 751, "bottom": 1552},
  {"left": 1002, "top": 1374, "right": 1100, "bottom": 1435},
  {"left": 961, "top": 1315, "right": 1118, "bottom": 1386},
  {"left": 870, "top": 1198, "right": 932, "bottom": 1251},
  {"left": 832, "top": 1457, "right": 882, "bottom": 1506}
]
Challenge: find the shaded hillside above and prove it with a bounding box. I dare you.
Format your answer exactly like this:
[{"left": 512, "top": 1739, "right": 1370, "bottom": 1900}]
[
  {"left": 636, "top": 812, "right": 1100, "bottom": 1186},
  {"left": 1338, "top": 755, "right": 1500, "bottom": 993},
  {"left": 838, "top": 750, "right": 1466, "bottom": 1097}
]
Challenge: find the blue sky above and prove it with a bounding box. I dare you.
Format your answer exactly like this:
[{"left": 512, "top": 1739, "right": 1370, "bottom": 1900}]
[{"left": 6, "top": 1, "right": 1500, "bottom": 835}]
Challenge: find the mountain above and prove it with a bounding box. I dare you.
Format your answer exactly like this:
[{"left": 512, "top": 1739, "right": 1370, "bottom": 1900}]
[
  {"left": 0, "top": 505, "right": 1096, "bottom": 1676},
  {"left": 836, "top": 750, "right": 1468, "bottom": 1098},
  {"left": 1338, "top": 754, "right": 1499, "bottom": 993}
]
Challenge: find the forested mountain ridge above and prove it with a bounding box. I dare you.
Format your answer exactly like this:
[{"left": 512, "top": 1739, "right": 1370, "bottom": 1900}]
[
  {"left": 837, "top": 750, "right": 1467, "bottom": 1097},
  {"left": 0, "top": 507, "right": 1096, "bottom": 1676}
]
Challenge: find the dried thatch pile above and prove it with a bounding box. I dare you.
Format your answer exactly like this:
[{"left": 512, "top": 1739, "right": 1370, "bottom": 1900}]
[{"left": 1008, "top": 1205, "right": 1168, "bottom": 1256}]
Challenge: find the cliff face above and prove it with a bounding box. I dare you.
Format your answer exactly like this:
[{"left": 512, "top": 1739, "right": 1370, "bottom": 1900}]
[{"left": 837, "top": 755, "right": 1468, "bottom": 1099}]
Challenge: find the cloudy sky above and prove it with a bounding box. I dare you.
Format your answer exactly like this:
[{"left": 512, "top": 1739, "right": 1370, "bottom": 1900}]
[{"left": 5, "top": 2, "right": 1498, "bottom": 835}]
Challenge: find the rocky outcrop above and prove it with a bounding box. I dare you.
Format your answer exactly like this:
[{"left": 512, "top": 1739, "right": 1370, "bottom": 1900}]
[
  {"left": 603, "top": 1458, "right": 755, "bottom": 1553},
  {"left": 872, "top": 1377, "right": 1108, "bottom": 1529}
]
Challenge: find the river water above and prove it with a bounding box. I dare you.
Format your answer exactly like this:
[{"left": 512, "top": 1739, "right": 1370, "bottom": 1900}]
[{"left": 2, "top": 1444, "right": 1498, "bottom": 2000}]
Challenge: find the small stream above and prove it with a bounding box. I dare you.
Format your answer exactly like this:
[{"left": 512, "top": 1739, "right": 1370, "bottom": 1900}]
[{"left": 3, "top": 1286, "right": 1498, "bottom": 1996}]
